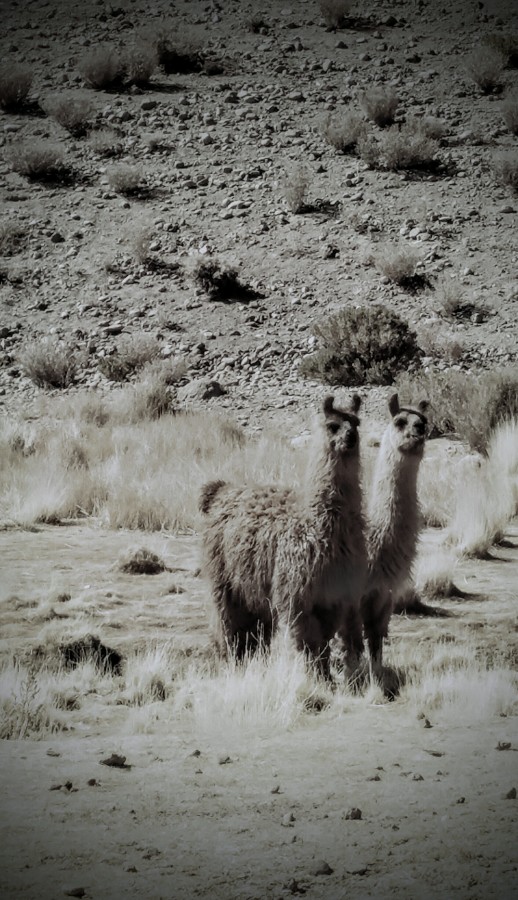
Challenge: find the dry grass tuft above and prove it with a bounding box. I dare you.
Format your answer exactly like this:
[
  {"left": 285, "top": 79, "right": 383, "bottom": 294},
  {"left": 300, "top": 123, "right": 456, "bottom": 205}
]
[
  {"left": 106, "top": 164, "right": 147, "bottom": 196},
  {"left": 7, "top": 141, "right": 71, "bottom": 183},
  {"left": 0, "top": 221, "right": 28, "bottom": 256},
  {"left": 44, "top": 92, "right": 94, "bottom": 137},
  {"left": 374, "top": 243, "right": 421, "bottom": 284},
  {"left": 283, "top": 165, "right": 311, "bottom": 213},
  {"left": 321, "top": 110, "right": 367, "bottom": 153},
  {"left": 119, "top": 547, "right": 168, "bottom": 575},
  {"left": 502, "top": 90, "right": 518, "bottom": 134},
  {"left": 18, "top": 340, "right": 80, "bottom": 389},
  {"left": 465, "top": 46, "right": 505, "bottom": 93},
  {"left": 379, "top": 125, "right": 440, "bottom": 171},
  {"left": 0, "top": 63, "right": 33, "bottom": 111},
  {"left": 319, "top": 0, "right": 354, "bottom": 29},
  {"left": 98, "top": 334, "right": 160, "bottom": 382},
  {"left": 79, "top": 45, "right": 125, "bottom": 90},
  {"left": 493, "top": 151, "right": 518, "bottom": 193},
  {"left": 359, "top": 88, "right": 399, "bottom": 127},
  {"left": 87, "top": 128, "right": 123, "bottom": 157}
]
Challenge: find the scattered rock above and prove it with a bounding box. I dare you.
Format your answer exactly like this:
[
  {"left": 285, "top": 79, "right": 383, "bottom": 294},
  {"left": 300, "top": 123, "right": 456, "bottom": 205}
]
[
  {"left": 100, "top": 753, "right": 131, "bottom": 769},
  {"left": 282, "top": 812, "right": 296, "bottom": 827},
  {"left": 345, "top": 807, "right": 362, "bottom": 820},
  {"left": 309, "top": 859, "right": 333, "bottom": 876},
  {"left": 177, "top": 378, "right": 227, "bottom": 403},
  {"left": 505, "top": 787, "right": 516, "bottom": 800},
  {"left": 60, "top": 635, "right": 123, "bottom": 676}
]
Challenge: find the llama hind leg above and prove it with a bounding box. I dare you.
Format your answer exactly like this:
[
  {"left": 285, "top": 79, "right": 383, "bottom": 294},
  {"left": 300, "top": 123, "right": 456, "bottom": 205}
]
[
  {"left": 361, "top": 589, "right": 389, "bottom": 684},
  {"left": 338, "top": 605, "right": 365, "bottom": 685}
]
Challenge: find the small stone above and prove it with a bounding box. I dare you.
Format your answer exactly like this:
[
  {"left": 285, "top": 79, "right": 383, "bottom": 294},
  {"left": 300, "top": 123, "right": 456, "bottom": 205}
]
[
  {"left": 218, "top": 755, "right": 232, "bottom": 765},
  {"left": 100, "top": 753, "right": 131, "bottom": 769},
  {"left": 282, "top": 812, "right": 296, "bottom": 826},
  {"left": 63, "top": 889, "right": 86, "bottom": 898},
  {"left": 50, "top": 232, "right": 65, "bottom": 243},
  {"left": 412, "top": 774, "right": 424, "bottom": 781},
  {"left": 345, "top": 807, "right": 362, "bottom": 820},
  {"left": 496, "top": 742, "right": 512, "bottom": 751},
  {"left": 310, "top": 859, "right": 333, "bottom": 876},
  {"left": 505, "top": 787, "right": 516, "bottom": 799}
]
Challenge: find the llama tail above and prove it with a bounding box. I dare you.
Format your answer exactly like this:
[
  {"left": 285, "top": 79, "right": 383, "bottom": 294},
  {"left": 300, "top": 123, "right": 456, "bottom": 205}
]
[{"left": 199, "top": 479, "right": 227, "bottom": 514}]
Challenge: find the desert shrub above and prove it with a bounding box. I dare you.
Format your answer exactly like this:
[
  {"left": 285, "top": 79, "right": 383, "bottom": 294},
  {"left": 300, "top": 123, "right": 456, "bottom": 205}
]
[
  {"left": 98, "top": 334, "right": 160, "bottom": 382},
  {"left": 119, "top": 547, "right": 167, "bottom": 574},
  {"left": 380, "top": 125, "right": 440, "bottom": 171},
  {"left": 502, "top": 91, "right": 518, "bottom": 135},
  {"left": 124, "top": 42, "right": 158, "bottom": 86},
  {"left": 321, "top": 110, "right": 367, "bottom": 153},
  {"left": 79, "top": 45, "right": 125, "bottom": 90},
  {"left": 436, "top": 280, "right": 489, "bottom": 322},
  {"left": 193, "top": 259, "right": 252, "bottom": 301},
  {"left": 319, "top": 0, "right": 353, "bottom": 28},
  {"left": 283, "top": 165, "right": 311, "bottom": 213},
  {"left": 0, "top": 64, "right": 33, "bottom": 111},
  {"left": 359, "top": 88, "right": 399, "bottom": 127},
  {"left": 374, "top": 244, "right": 421, "bottom": 285},
  {"left": 395, "top": 369, "right": 518, "bottom": 453},
  {"left": 356, "top": 133, "right": 381, "bottom": 168},
  {"left": 416, "top": 324, "right": 465, "bottom": 363},
  {"left": 140, "top": 357, "right": 187, "bottom": 386},
  {"left": 300, "top": 305, "right": 421, "bottom": 386},
  {"left": 147, "top": 28, "right": 218, "bottom": 74},
  {"left": 465, "top": 47, "right": 505, "bottom": 93},
  {"left": 19, "top": 340, "right": 79, "bottom": 389},
  {"left": 107, "top": 164, "right": 146, "bottom": 196},
  {"left": 87, "top": 127, "right": 123, "bottom": 157},
  {"left": 0, "top": 221, "right": 27, "bottom": 256},
  {"left": 406, "top": 115, "right": 447, "bottom": 141},
  {"left": 44, "top": 92, "right": 93, "bottom": 137},
  {"left": 484, "top": 33, "right": 518, "bottom": 68},
  {"left": 7, "top": 142, "right": 70, "bottom": 182},
  {"left": 129, "top": 374, "right": 175, "bottom": 421},
  {"left": 493, "top": 152, "right": 518, "bottom": 192}
]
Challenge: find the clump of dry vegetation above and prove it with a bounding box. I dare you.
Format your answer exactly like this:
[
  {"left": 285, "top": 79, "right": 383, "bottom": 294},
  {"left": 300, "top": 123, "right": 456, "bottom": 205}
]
[
  {"left": 87, "top": 128, "right": 123, "bottom": 157},
  {"left": 0, "top": 221, "right": 28, "bottom": 256},
  {"left": 396, "top": 368, "right": 518, "bottom": 454},
  {"left": 493, "top": 151, "right": 518, "bottom": 193},
  {"left": 119, "top": 547, "right": 168, "bottom": 574},
  {"left": 374, "top": 243, "right": 421, "bottom": 285},
  {"left": 7, "top": 142, "right": 72, "bottom": 183},
  {"left": 502, "top": 90, "right": 518, "bottom": 135},
  {"left": 321, "top": 110, "right": 367, "bottom": 153},
  {"left": 79, "top": 45, "right": 125, "bottom": 90},
  {"left": 283, "top": 165, "right": 311, "bottom": 213},
  {"left": 18, "top": 340, "right": 80, "bottom": 389},
  {"left": 379, "top": 125, "right": 440, "bottom": 171},
  {"left": 483, "top": 32, "right": 518, "bottom": 68},
  {"left": 359, "top": 88, "right": 399, "bottom": 127},
  {"left": 44, "top": 92, "right": 94, "bottom": 137},
  {"left": 106, "top": 164, "right": 147, "bottom": 196},
  {"left": 465, "top": 46, "right": 505, "bottom": 93},
  {"left": 124, "top": 41, "right": 158, "bottom": 86},
  {"left": 98, "top": 334, "right": 160, "bottom": 382},
  {"left": 300, "top": 305, "right": 421, "bottom": 386},
  {"left": 435, "top": 278, "right": 489, "bottom": 322},
  {"left": 0, "top": 63, "right": 33, "bottom": 111},
  {"left": 193, "top": 258, "right": 255, "bottom": 302},
  {"left": 319, "top": 0, "right": 353, "bottom": 28}
]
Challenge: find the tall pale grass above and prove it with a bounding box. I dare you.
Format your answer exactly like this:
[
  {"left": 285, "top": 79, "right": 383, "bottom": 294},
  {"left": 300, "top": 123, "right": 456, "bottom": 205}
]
[
  {"left": 0, "top": 396, "right": 306, "bottom": 531},
  {"left": 446, "top": 420, "right": 518, "bottom": 556}
]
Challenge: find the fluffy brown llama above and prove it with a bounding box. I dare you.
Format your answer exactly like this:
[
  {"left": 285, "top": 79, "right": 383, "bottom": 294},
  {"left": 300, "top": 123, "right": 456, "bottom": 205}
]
[
  {"left": 362, "top": 393, "right": 429, "bottom": 683},
  {"left": 199, "top": 395, "right": 367, "bottom": 679}
]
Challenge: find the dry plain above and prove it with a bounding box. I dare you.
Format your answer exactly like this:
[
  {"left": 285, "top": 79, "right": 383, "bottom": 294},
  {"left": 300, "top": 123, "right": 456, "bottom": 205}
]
[{"left": 1, "top": 0, "right": 517, "bottom": 898}]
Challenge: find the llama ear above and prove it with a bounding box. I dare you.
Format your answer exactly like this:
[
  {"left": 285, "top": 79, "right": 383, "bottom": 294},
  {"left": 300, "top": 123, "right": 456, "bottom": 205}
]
[
  {"left": 350, "top": 393, "right": 361, "bottom": 414},
  {"left": 388, "top": 393, "right": 400, "bottom": 417},
  {"left": 418, "top": 399, "right": 429, "bottom": 414},
  {"left": 323, "top": 395, "right": 335, "bottom": 416}
]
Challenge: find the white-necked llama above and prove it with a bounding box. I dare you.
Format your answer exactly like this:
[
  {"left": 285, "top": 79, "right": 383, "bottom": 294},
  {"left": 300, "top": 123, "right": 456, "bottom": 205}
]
[
  {"left": 362, "top": 393, "right": 429, "bottom": 684},
  {"left": 199, "top": 395, "right": 367, "bottom": 679}
]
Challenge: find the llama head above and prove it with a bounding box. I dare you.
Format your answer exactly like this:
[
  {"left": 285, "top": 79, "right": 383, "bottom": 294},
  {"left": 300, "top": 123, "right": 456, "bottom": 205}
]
[
  {"left": 322, "top": 394, "right": 362, "bottom": 457},
  {"left": 387, "top": 393, "right": 428, "bottom": 456}
]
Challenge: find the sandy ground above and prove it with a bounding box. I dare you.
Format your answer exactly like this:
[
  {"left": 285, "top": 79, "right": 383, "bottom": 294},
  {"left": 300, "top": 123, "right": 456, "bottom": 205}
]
[{"left": 1, "top": 521, "right": 517, "bottom": 900}]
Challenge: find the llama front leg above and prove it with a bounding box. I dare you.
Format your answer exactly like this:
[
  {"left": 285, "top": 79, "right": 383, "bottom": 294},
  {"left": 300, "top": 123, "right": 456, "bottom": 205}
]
[
  {"left": 337, "top": 605, "right": 365, "bottom": 684},
  {"left": 361, "top": 588, "right": 388, "bottom": 684}
]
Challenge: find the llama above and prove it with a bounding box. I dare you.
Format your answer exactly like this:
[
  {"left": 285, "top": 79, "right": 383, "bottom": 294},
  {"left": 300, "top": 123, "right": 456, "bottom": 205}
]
[
  {"left": 362, "top": 393, "right": 429, "bottom": 684},
  {"left": 199, "top": 395, "right": 367, "bottom": 679}
]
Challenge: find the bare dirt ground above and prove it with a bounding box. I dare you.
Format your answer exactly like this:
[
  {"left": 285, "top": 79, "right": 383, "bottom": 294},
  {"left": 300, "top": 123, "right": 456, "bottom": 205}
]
[
  {"left": 0, "top": 523, "right": 517, "bottom": 900},
  {"left": 1, "top": 0, "right": 517, "bottom": 897}
]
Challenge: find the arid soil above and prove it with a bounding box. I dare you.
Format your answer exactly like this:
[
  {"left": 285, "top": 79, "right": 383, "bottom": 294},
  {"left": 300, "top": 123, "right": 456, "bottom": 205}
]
[
  {"left": 0, "top": 522, "right": 517, "bottom": 900},
  {"left": 1, "top": 0, "right": 517, "bottom": 898}
]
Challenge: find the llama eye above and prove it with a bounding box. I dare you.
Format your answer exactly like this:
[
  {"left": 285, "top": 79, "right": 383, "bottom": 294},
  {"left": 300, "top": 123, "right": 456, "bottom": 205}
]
[
  {"left": 394, "top": 417, "right": 406, "bottom": 428},
  {"left": 327, "top": 421, "right": 340, "bottom": 434}
]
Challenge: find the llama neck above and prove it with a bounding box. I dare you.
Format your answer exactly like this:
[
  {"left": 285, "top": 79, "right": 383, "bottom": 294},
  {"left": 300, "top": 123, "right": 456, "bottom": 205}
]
[
  {"left": 368, "top": 436, "right": 421, "bottom": 530},
  {"left": 306, "top": 447, "right": 362, "bottom": 521}
]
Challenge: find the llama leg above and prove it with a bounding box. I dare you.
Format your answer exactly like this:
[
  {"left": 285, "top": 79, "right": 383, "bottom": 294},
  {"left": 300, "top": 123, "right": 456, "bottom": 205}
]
[
  {"left": 361, "top": 588, "right": 386, "bottom": 683},
  {"left": 338, "top": 605, "right": 365, "bottom": 684}
]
